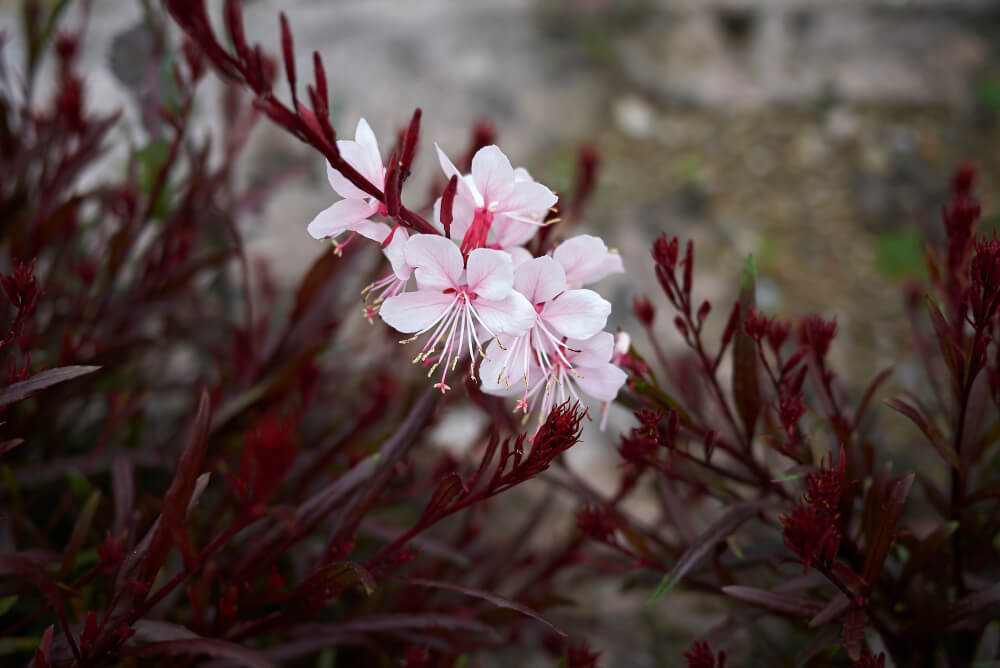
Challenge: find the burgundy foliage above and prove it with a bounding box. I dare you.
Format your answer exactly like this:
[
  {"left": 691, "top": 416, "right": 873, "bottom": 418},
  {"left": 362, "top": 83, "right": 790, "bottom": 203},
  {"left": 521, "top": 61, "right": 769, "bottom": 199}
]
[
  {"left": 4, "top": 2, "right": 1000, "bottom": 667},
  {"left": 0, "top": 3, "right": 603, "bottom": 666},
  {"left": 589, "top": 157, "right": 1000, "bottom": 664}
]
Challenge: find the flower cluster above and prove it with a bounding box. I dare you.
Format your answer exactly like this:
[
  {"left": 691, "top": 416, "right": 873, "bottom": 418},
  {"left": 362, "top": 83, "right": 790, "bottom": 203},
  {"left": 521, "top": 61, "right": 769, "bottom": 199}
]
[
  {"left": 780, "top": 447, "right": 848, "bottom": 574},
  {"left": 307, "top": 119, "right": 627, "bottom": 422}
]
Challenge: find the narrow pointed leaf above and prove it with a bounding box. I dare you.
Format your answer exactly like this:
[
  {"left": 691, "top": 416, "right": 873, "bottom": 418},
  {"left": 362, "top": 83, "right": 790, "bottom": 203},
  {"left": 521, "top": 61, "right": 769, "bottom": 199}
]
[
  {"left": 0, "top": 439, "right": 23, "bottom": 457},
  {"left": 841, "top": 607, "right": 867, "bottom": 661},
  {"left": 400, "top": 577, "right": 566, "bottom": 636},
  {"left": 919, "top": 582, "right": 1000, "bottom": 630},
  {"left": 138, "top": 390, "right": 212, "bottom": 583},
  {"left": 722, "top": 585, "right": 823, "bottom": 617},
  {"left": 851, "top": 366, "right": 894, "bottom": 432},
  {"left": 732, "top": 255, "right": 760, "bottom": 442},
  {"left": 129, "top": 638, "right": 274, "bottom": 668},
  {"left": 58, "top": 489, "right": 101, "bottom": 578},
  {"left": 809, "top": 593, "right": 850, "bottom": 627},
  {"left": 650, "top": 502, "right": 759, "bottom": 600},
  {"left": 884, "top": 398, "right": 959, "bottom": 469},
  {"left": 861, "top": 471, "right": 915, "bottom": 586},
  {"left": 926, "top": 296, "right": 964, "bottom": 384},
  {"left": 0, "top": 366, "right": 100, "bottom": 408}
]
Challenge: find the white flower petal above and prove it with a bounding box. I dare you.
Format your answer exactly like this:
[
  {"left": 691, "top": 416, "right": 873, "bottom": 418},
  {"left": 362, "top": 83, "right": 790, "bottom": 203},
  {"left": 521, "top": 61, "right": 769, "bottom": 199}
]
[
  {"left": 553, "top": 235, "right": 625, "bottom": 287},
  {"left": 490, "top": 214, "right": 537, "bottom": 248},
  {"left": 466, "top": 248, "right": 514, "bottom": 301},
  {"left": 405, "top": 234, "right": 464, "bottom": 291},
  {"left": 326, "top": 159, "right": 368, "bottom": 200},
  {"left": 352, "top": 220, "right": 392, "bottom": 243},
  {"left": 434, "top": 195, "right": 476, "bottom": 243},
  {"left": 474, "top": 291, "right": 535, "bottom": 337},
  {"left": 513, "top": 256, "right": 566, "bottom": 305},
  {"left": 505, "top": 246, "right": 534, "bottom": 268},
  {"left": 383, "top": 228, "right": 411, "bottom": 280},
  {"left": 435, "top": 143, "right": 478, "bottom": 205},
  {"left": 542, "top": 289, "right": 611, "bottom": 340},
  {"left": 379, "top": 290, "right": 454, "bottom": 334},
  {"left": 471, "top": 145, "right": 514, "bottom": 205},
  {"left": 574, "top": 362, "right": 627, "bottom": 402},
  {"left": 352, "top": 118, "right": 384, "bottom": 186},
  {"left": 500, "top": 180, "right": 557, "bottom": 216},
  {"left": 479, "top": 338, "right": 526, "bottom": 396},
  {"left": 307, "top": 198, "right": 381, "bottom": 240},
  {"left": 339, "top": 140, "right": 385, "bottom": 191},
  {"left": 566, "top": 332, "right": 615, "bottom": 368}
]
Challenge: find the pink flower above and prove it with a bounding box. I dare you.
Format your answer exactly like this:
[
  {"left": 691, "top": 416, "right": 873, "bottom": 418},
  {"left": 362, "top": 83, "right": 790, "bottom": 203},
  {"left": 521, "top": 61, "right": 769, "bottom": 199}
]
[
  {"left": 435, "top": 144, "right": 557, "bottom": 254},
  {"left": 482, "top": 330, "right": 627, "bottom": 426},
  {"left": 362, "top": 228, "right": 412, "bottom": 322},
  {"left": 307, "top": 118, "right": 392, "bottom": 246},
  {"left": 552, "top": 234, "right": 624, "bottom": 288},
  {"left": 480, "top": 255, "right": 610, "bottom": 406},
  {"left": 379, "top": 234, "right": 535, "bottom": 392}
]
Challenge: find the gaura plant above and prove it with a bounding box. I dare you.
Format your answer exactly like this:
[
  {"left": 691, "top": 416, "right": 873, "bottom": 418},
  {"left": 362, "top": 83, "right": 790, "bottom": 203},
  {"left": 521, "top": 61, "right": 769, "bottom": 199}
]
[
  {"left": 0, "top": 2, "right": 618, "bottom": 666},
  {"left": 579, "top": 164, "right": 1000, "bottom": 666}
]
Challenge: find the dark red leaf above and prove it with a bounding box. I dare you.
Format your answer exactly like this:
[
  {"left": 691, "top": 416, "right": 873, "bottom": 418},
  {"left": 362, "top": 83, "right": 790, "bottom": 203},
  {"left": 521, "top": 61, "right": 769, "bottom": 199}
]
[
  {"left": 967, "top": 482, "right": 1000, "bottom": 505},
  {"left": 57, "top": 489, "right": 100, "bottom": 578},
  {"left": 131, "top": 620, "right": 198, "bottom": 642},
  {"left": 325, "top": 389, "right": 439, "bottom": 546},
  {"left": 138, "top": 390, "right": 212, "bottom": 584},
  {"left": 732, "top": 256, "right": 760, "bottom": 442},
  {"left": 0, "top": 553, "right": 80, "bottom": 661},
  {"left": 883, "top": 398, "right": 959, "bottom": 469},
  {"left": 650, "top": 502, "right": 759, "bottom": 599},
  {"left": 111, "top": 455, "right": 135, "bottom": 539},
  {"left": 851, "top": 366, "right": 894, "bottom": 432},
  {"left": 926, "top": 296, "right": 964, "bottom": 385},
  {"left": 0, "top": 438, "right": 23, "bottom": 456},
  {"left": 841, "top": 607, "right": 867, "bottom": 661},
  {"left": 0, "top": 365, "right": 100, "bottom": 408},
  {"left": 861, "top": 471, "right": 914, "bottom": 588},
  {"left": 399, "top": 577, "right": 566, "bottom": 637},
  {"left": 917, "top": 582, "right": 1000, "bottom": 630},
  {"left": 809, "top": 593, "right": 850, "bottom": 627},
  {"left": 722, "top": 585, "right": 824, "bottom": 617},
  {"left": 129, "top": 638, "right": 274, "bottom": 668}
]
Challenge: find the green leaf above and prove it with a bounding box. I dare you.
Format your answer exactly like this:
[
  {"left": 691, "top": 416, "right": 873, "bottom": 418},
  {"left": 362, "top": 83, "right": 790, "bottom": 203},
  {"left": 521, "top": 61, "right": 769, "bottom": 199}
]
[
  {"left": 0, "top": 595, "right": 17, "bottom": 616},
  {"left": 135, "top": 139, "right": 173, "bottom": 217},
  {"left": 876, "top": 228, "right": 927, "bottom": 279},
  {"left": 316, "top": 648, "right": 336, "bottom": 668}
]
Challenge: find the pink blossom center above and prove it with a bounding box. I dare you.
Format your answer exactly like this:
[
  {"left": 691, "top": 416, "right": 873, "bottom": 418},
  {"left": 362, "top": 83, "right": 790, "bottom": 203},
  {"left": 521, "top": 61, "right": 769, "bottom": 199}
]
[
  {"left": 443, "top": 286, "right": 479, "bottom": 301},
  {"left": 460, "top": 208, "right": 496, "bottom": 255}
]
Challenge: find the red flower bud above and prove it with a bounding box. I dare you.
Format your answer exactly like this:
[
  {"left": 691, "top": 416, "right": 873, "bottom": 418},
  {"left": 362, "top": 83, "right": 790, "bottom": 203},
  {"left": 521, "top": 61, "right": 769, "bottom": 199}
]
[
  {"left": 440, "top": 175, "right": 458, "bottom": 239},
  {"left": 674, "top": 316, "right": 689, "bottom": 339},
  {"left": 400, "top": 108, "right": 421, "bottom": 176},
  {"left": 633, "top": 296, "right": 656, "bottom": 327},
  {"left": 720, "top": 301, "right": 741, "bottom": 347},
  {"left": 697, "top": 299, "right": 711, "bottom": 323}
]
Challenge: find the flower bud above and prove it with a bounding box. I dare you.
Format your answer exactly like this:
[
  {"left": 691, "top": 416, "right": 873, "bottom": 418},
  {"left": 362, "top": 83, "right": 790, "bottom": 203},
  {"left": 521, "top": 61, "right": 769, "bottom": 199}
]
[{"left": 633, "top": 296, "right": 655, "bottom": 327}]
